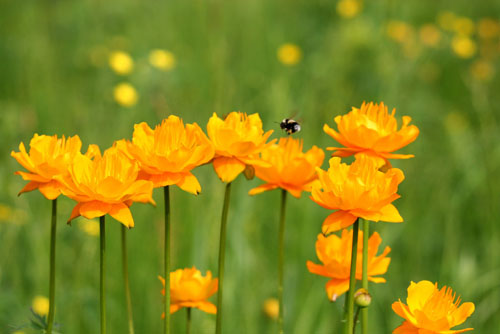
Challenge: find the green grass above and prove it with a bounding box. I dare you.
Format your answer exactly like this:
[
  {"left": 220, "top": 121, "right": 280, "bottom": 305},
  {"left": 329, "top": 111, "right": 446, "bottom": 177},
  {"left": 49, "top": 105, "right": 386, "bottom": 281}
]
[{"left": 1, "top": 0, "right": 500, "bottom": 332}]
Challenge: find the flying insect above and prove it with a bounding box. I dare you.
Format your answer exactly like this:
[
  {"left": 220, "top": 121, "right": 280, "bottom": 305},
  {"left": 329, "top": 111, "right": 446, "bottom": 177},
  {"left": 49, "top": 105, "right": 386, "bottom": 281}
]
[{"left": 280, "top": 118, "right": 301, "bottom": 135}]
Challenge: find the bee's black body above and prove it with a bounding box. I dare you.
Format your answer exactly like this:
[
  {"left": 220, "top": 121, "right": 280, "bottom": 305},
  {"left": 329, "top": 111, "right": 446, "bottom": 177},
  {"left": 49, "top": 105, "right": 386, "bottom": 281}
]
[{"left": 280, "top": 119, "right": 301, "bottom": 135}]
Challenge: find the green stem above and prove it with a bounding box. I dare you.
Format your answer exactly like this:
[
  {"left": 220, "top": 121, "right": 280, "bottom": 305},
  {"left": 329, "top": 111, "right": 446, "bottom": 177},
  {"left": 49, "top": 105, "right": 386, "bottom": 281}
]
[
  {"left": 215, "top": 182, "right": 232, "bottom": 334},
  {"left": 121, "top": 225, "right": 135, "bottom": 334},
  {"left": 100, "top": 215, "right": 106, "bottom": 334},
  {"left": 361, "top": 219, "right": 369, "bottom": 334},
  {"left": 164, "top": 186, "right": 171, "bottom": 334},
  {"left": 342, "top": 219, "right": 359, "bottom": 334},
  {"left": 186, "top": 307, "right": 191, "bottom": 334},
  {"left": 278, "top": 189, "right": 287, "bottom": 334},
  {"left": 46, "top": 199, "right": 57, "bottom": 334}
]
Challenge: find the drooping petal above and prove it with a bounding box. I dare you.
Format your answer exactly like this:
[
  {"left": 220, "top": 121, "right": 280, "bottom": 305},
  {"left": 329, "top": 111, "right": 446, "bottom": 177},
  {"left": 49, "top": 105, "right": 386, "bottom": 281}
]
[
  {"left": 176, "top": 173, "right": 202, "bottom": 195},
  {"left": 325, "top": 278, "right": 350, "bottom": 301},
  {"left": 212, "top": 156, "right": 246, "bottom": 183},
  {"left": 322, "top": 210, "right": 357, "bottom": 233},
  {"left": 109, "top": 203, "right": 134, "bottom": 228},
  {"left": 79, "top": 201, "right": 112, "bottom": 219},
  {"left": 248, "top": 183, "right": 279, "bottom": 196},
  {"left": 17, "top": 181, "right": 40, "bottom": 196}
]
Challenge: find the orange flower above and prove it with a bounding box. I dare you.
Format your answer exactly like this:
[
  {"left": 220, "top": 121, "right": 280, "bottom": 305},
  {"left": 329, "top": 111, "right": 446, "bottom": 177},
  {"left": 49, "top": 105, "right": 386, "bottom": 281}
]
[
  {"left": 159, "top": 267, "right": 218, "bottom": 315},
  {"left": 124, "top": 116, "right": 215, "bottom": 194},
  {"left": 248, "top": 137, "right": 324, "bottom": 198},
  {"left": 324, "top": 102, "right": 419, "bottom": 165},
  {"left": 306, "top": 229, "right": 391, "bottom": 301},
  {"left": 207, "top": 112, "right": 274, "bottom": 183},
  {"left": 392, "top": 280, "right": 475, "bottom": 334},
  {"left": 58, "top": 146, "right": 155, "bottom": 228},
  {"left": 310, "top": 155, "right": 404, "bottom": 233},
  {"left": 11, "top": 134, "right": 85, "bottom": 200}
]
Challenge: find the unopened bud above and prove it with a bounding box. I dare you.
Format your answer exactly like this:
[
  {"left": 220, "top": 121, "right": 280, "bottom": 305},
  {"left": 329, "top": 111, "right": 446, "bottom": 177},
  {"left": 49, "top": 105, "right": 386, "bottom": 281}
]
[
  {"left": 244, "top": 165, "right": 255, "bottom": 180},
  {"left": 354, "top": 288, "right": 371, "bottom": 308}
]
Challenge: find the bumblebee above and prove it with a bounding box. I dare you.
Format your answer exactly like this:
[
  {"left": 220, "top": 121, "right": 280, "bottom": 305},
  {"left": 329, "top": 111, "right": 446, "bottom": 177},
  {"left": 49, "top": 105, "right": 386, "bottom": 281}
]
[{"left": 280, "top": 118, "right": 301, "bottom": 135}]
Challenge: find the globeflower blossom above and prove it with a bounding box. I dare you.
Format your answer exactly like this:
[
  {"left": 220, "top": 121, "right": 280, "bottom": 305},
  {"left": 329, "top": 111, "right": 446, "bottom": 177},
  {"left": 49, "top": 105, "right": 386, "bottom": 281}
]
[
  {"left": 392, "top": 280, "right": 475, "bottom": 334},
  {"left": 249, "top": 137, "right": 324, "bottom": 198},
  {"left": 310, "top": 155, "right": 404, "bottom": 233},
  {"left": 11, "top": 134, "right": 85, "bottom": 200},
  {"left": 57, "top": 146, "right": 155, "bottom": 228},
  {"left": 125, "top": 116, "right": 215, "bottom": 194},
  {"left": 307, "top": 229, "right": 390, "bottom": 301},
  {"left": 324, "top": 102, "right": 419, "bottom": 165},
  {"left": 159, "top": 267, "right": 218, "bottom": 315},
  {"left": 207, "top": 112, "right": 274, "bottom": 183}
]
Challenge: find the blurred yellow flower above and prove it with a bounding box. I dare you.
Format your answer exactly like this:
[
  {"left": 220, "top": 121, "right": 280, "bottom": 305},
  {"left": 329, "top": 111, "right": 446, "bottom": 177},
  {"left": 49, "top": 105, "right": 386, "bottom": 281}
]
[
  {"left": 387, "top": 21, "right": 414, "bottom": 44},
  {"left": 336, "top": 0, "right": 362, "bottom": 19},
  {"left": 262, "top": 298, "right": 279, "bottom": 320},
  {"left": 419, "top": 24, "right": 441, "bottom": 47},
  {"left": 452, "top": 17, "right": 475, "bottom": 36},
  {"left": 470, "top": 59, "right": 494, "bottom": 81},
  {"left": 0, "top": 203, "right": 12, "bottom": 221},
  {"left": 392, "top": 280, "right": 474, "bottom": 333},
  {"left": 78, "top": 219, "right": 100, "bottom": 237},
  {"left": 109, "top": 51, "right": 134, "bottom": 75},
  {"left": 277, "top": 44, "right": 302, "bottom": 66},
  {"left": 478, "top": 18, "right": 500, "bottom": 39},
  {"left": 451, "top": 36, "right": 477, "bottom": 59},
  {"left": 32, "top": 296, "right": 50, "bottom": 316},
  {"left": 437, "top": 11, "right": 456, "bottom": 31},
  {"left": 113, "top": 83, "right": 138, "bottom": 107},
  {"left": 149, "top": 49, "right": 176, "bottom": 71}
]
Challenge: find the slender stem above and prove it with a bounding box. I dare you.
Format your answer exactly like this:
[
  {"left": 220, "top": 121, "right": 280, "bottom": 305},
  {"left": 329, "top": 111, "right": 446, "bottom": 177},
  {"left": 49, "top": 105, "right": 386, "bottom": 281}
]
[
  {"left": 278, "top": 189, "right": 287, "bottom": 334},
  {"left": 186, "top": 307, "right": 192, "bottom": 334},
  {"left": 121, "top": 225, "right": 135, "bottom": 334},
  {"left": 164, "top": 186, "right": 171, "bottom": 334},
  {"left": 353, "top": 306, "right": 361, "bottom": 333},
  {"left": 342, "top": 219, "right": 359, "bottom": 334},
  {"left": 46, "top": 199, "right": 57, "bottom": 334},
  {"left": 100, "top": 215, "right": 106, "bottom": 334},
  {"left": 215, "top": 182, "right": 232, "bottom": 334},
  {"left": 361, "top": 219, "right": 369, "bottom": 334}
]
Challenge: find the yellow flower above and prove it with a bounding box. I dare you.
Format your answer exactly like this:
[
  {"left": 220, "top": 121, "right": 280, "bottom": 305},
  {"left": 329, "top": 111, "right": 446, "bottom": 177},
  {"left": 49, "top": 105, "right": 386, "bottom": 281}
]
[
  {"left": 32, "top": 295, "right": 50, "bottom": 316},
  {"left": 419, "top": 24, "right": 441, "bottom": 47},
  {"left": 324, "top": 102, "right": 419, "bottom": 165},
  {"left": 109, "top": 51, "right": 134, "bottom": 75},
  {"left": 113, "top": 83, "right": 138, "bottom": 107},
  {"left": 387, "top": 21, "right": 414, "bottom": 44},
  {"left": 159, "top": 267, "right": 218, "bottom": 315},
  {"left": 11, "top": 134, "right": 84, "bottom": 200},
  {"left": 451, "top": 36, "right": 477, "bottom": 59},
  {"left": 262, "top": 298, "right": 279, "bottom": 320},
  {"left": 78, "top": 219, "right": 100, "bottom": 237},
  {"left": 277, "top": 44, "right": 302, "bottom": 66},
  {"left": 149, "top": 49, "right": 176, "bottom": 71},
  {"left": 124, "top": 116, "right": 214, "bottom": 193},
  {"left": 207, "top": 112, "right": 274, "bottom": 183},
  {"left": 58, "top": 146, "right": 155, "bottom": 228},
  {"left": 310, "top": 155, "right": 404, "bottom": 233},
  {"left": 336, "top": 0, "right": 362, "bottom": 19},
  {"left": 307, "top": 229, "right": 390, "bottom": 301},
  {"left": 477, "top": 18, "right": 500, "bottom": 39},
  {"left": 249, "top": 137, "right": 324, "bottom": 198},
  {"left": 392, "top": 280, "right": 475, "bottom": 334}
]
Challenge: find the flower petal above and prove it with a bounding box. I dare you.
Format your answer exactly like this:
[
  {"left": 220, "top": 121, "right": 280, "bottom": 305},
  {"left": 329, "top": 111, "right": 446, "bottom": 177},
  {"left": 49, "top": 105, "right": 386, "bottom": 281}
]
[
  {"left": 322, "top": 211, "right": 357, "bottom": 233},
  {"left": 248, "top": 183, "right": 279, "bottom": 196},
  {"left": 212, "top": 157, "right": 246, "bottom": 183},
  {"left": 176, "top": 173, "right": 202, "bottom": 195},
  {"left": 109, "top": 203, "right": 134, "bottom": 228},
  {"left": 79, "top": 201, "right": 112, "bottom": 219},
  {"left": 325, "top": 278, "right": 350, "bottom": 301}
]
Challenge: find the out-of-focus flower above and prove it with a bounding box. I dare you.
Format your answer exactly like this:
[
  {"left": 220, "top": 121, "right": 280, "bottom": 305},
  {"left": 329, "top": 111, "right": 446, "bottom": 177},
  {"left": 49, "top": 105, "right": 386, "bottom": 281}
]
[
  {"left": 114, "top": 83, "right": 138, "bottom": 107},
  {"left": 263, "top": 298, "right": 279, "bottom": 320},
  {"left": 277, "top": 44, "right": 302, "bottom": 66},
  {"left": 149, "top": 49, "right": 176, "bottom": 71},
  {"left": 159, "top": 267, "right": 218, "bottom": 315},
  {"left": 336, "top": 0, "right": 362, "bottom": 19},
  {"left": 419, "top": 24, "right": 442, "bottom": 47},
  {"left": 0, "top": 203, "right": 12, "bottom": 222},
  {"left": 310, "top": 155, "right": 404, "bottom": 233},
  {"left": 437, "top": 11, "right": 457, "bottom": 31},
  {"left": 451, "top": 36, "right": 477, "bottom": 59},
  {"left": 470, "top": 59, "right": 494, "bottom": 81},
  {"left": 78, "top": 219, "right": 100, "bottom": 237},
  {"left": 207, "top": 112, "right": 273, "bottom": 183},
  {"left": 387, "top": 21, "right": 414, "bottom": 44},
  {"left": 307, "top": 229, "right": 390, "bottom": 301},
  {"left": 392, "top": 280, "right": 475, "bottom": 334},
  {"left": 11, "top": 134, "right": 84, "bottom": 200},
  {"left": 32, "top": 296, "right": 50, "bottom": 316},
  {"left": 478, "top": 18, "right": 500, "bottom": 39},
  {"left": 323, "top": 102, "right": 419, "bottom": 165},
  {"left": 109, "top": 51, "right": 134, "bottom": 75},
  {"left": 58, "top": 146, "right": 155, "bottom": 228},
  {"left": 124, "top": 116, "right": 214, "bottom": 194},
  {"left": 249, "top": 137, "right": 324, "bottom": 198},
  {"left": 452, "top": 17, "right": 475, "bottom": 36}
]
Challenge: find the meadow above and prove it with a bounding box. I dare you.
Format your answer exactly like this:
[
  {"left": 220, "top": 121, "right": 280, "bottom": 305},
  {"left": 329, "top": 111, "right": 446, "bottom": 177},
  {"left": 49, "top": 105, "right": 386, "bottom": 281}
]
[{"left": 1, "top": 0, "right": 500, "bottom": 333}]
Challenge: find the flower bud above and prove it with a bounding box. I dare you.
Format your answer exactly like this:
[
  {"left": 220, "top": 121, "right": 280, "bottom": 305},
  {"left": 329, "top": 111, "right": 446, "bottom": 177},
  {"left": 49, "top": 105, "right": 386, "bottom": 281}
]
[
  {"left": 354, "top": 288, "right": 371, "bottom": 308},
  {"left": 262, "top": 298, "right": 279, "bottom": 320}
]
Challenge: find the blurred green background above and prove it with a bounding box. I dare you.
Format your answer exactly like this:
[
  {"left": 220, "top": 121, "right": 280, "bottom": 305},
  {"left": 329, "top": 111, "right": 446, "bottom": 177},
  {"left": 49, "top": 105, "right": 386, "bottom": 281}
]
[{"left": 1, "top": 0, "right": 500, "bottom": 332}]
